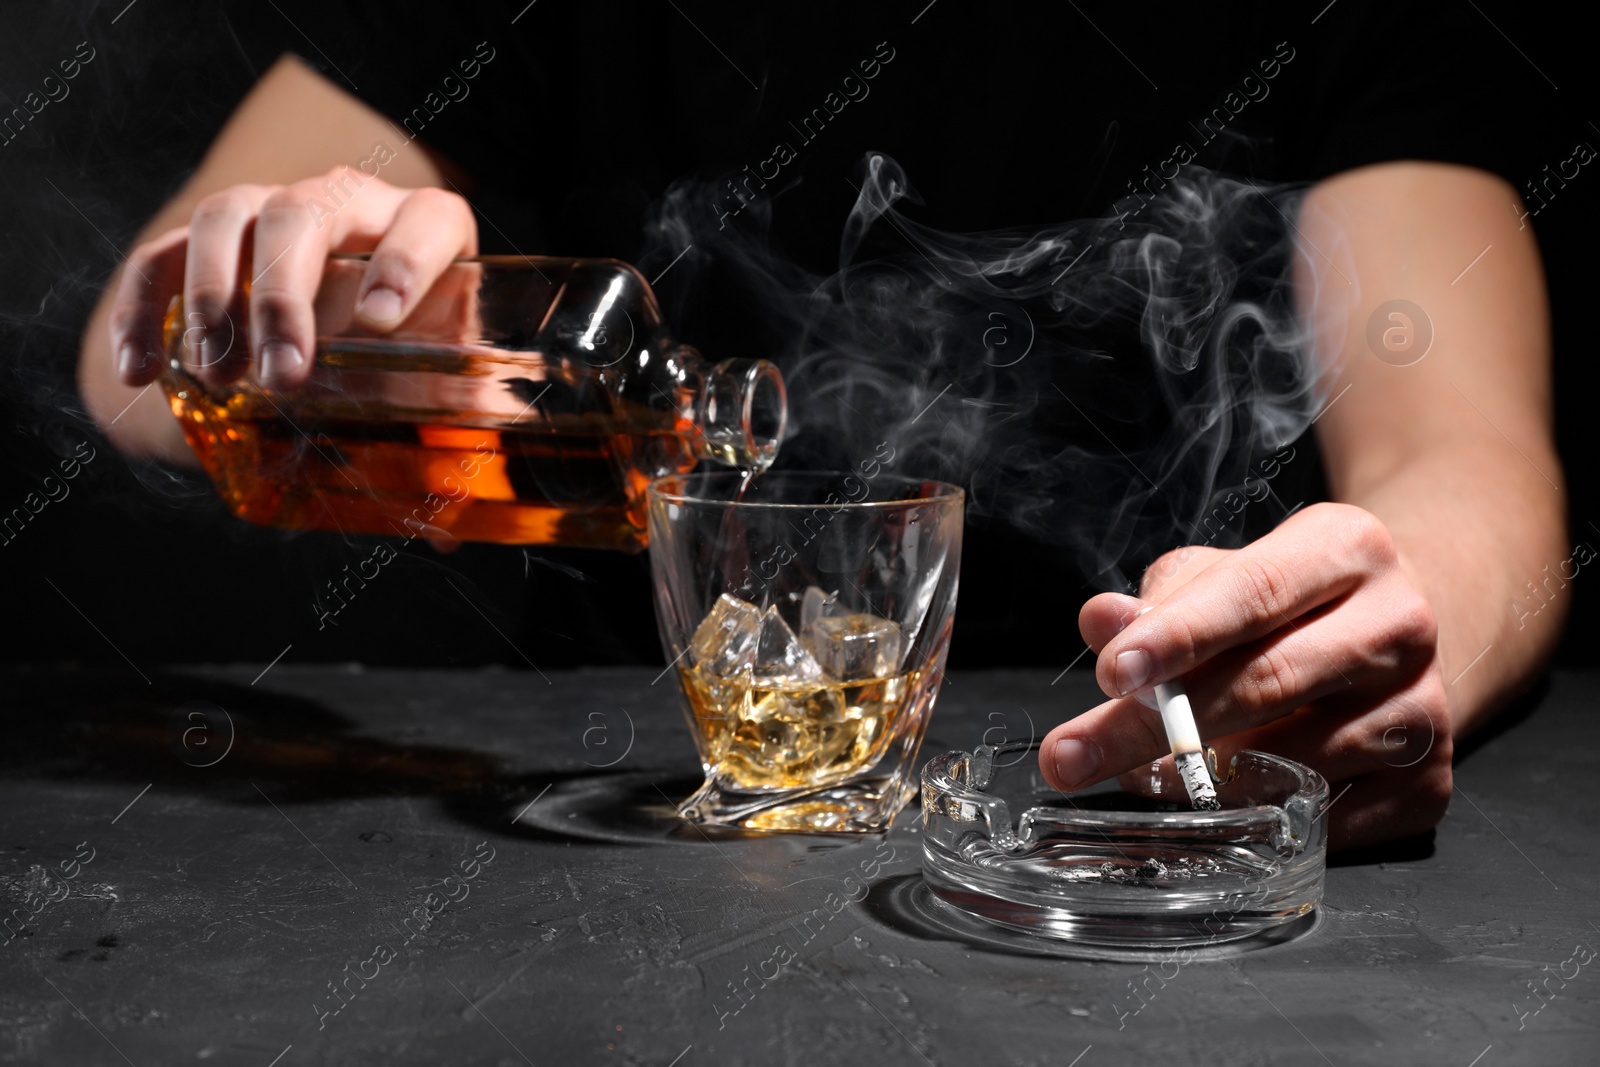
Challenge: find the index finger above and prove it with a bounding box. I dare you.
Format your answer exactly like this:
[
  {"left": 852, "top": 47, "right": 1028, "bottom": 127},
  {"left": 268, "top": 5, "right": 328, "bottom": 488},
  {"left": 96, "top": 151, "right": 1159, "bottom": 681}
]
[
  {"left": 1096, "top": 505, "right": 1393, "bottom": 699},
  {"left": 108, "top": 228, "right": 189, "bottom": 385}
]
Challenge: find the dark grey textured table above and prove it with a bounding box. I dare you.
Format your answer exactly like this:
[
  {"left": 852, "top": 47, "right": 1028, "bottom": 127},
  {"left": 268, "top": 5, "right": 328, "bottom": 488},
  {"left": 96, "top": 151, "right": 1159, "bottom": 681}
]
[{"left": 2, "top": 664, "right": 1595, "bottom": 1065}]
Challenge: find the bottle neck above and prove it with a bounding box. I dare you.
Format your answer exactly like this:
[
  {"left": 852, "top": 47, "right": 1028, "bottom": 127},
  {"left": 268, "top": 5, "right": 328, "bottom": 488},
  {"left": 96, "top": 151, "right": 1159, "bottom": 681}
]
[{"left": 690, "top": 354, "right": 787, "bottom": 473}]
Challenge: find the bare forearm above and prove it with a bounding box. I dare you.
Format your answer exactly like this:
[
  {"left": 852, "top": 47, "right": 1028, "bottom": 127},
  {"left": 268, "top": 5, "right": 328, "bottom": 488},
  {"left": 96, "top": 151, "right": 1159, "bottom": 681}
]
[
  {"left": 1344, "top": 433, "right": 1568, "bottom": 735},
  {"left": 1299, "top": 162, "right": 1562, "bottom": 738}
]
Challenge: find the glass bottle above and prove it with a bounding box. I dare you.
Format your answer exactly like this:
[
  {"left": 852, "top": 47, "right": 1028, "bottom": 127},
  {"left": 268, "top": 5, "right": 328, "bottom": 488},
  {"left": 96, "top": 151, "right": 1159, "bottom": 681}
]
[{"left": 160, "top": 255, "right": 786, "bottom": 552}]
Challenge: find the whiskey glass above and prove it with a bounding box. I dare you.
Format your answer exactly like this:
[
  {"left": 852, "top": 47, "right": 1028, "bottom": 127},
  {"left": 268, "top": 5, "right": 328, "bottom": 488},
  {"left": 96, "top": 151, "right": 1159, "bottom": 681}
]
[{"left": 648, "top": 471, "right": 963, "bottom": 832}]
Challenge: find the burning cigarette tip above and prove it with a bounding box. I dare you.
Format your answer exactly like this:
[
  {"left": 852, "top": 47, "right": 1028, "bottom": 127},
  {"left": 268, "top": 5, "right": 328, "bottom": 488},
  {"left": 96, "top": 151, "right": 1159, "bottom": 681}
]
[
  {"left": 1175, "top": 751, "right": 1219, "bottom": 810},
  {"left": 1155, "top": 682, "right": 1219, "bottom": 811}
]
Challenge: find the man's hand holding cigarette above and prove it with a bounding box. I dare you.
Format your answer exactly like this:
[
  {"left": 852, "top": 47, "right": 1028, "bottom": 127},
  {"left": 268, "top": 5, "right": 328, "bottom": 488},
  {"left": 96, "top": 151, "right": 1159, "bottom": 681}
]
[
  {"left": 1040, "top": 163, "right": 1568, "bottom": 851},
  {"left": 1040, "top": 502, "right": 1450, "bottom": 850}
]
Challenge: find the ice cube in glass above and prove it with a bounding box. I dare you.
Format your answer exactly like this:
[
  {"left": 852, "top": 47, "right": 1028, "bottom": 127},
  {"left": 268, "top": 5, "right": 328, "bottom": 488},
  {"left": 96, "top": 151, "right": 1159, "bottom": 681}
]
[
  {"left": 689, "top": 593, "right": 762, "bottom": 677},
  {"left": 752, "top": 606, "right": 824, "bottom": 686},
  {"left": 811, "top": 613, "right": 903, "bottom": 681}
]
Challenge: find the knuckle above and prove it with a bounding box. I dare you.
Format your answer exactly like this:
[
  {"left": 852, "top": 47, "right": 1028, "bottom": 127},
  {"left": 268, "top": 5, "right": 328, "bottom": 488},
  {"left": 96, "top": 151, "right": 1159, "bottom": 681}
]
[
  {"left": 184, "top": 281, "right": 232, "bottom": 317},
  {"left": 1372, "top": 675, "right": 1453, "bottom": 768},
  {"left": 250, "top": 285, "right": 301, "bottom": 326},
  {"left": 190, "top": 190, "right": 254, "bottom": 226},
  {"left": 369, "top": 245, "right": 425, "bottom": 286},
  {"left": 1366, "top": 591, "right": 1439, "bottom": 674},
  {"left": 1161, "top": 613, "right": 1204, "bottom": 669},
  {"left": 1233, "top": 554, "right": 1295, "bottom": 621},
  {"left": 1410, "top": 762, "right": 1453, "bottom": 826},
  {"left": 260, "top": 186, "right": 320, "bottom": 220},
  {"left": 107, "top": 303, "right": 142, "bottom": 341},
  {"left": 1242, "top": 645, "right": 1299, "bottom": 709},
  {"left": 1139, "top": 548, "right": 1189, "bottom": 597},
  {"left": 1418, "top": 678, "right": 1453, "bottom": 747},
  {"left": 1339, "top": 505, "right": 1397, "bottom": 568},
  {"left": 1392, "top": 593, "right": 1440, "bottom": 656},
  {"left": 295, "top": 166, "right": 368, "bottom": 202},
  {"left": 404, "top": 185, "right": 467, "bottom": 217}
]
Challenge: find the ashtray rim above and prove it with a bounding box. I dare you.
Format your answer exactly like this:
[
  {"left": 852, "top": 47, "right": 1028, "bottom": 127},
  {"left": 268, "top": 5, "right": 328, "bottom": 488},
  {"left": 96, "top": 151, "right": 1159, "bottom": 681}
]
[
  {"left": 922, "top": 739, "right": 1329, "bottom": 842},
  {"left": 918, "top": 739, "right": 1330, "bottom": 946}
]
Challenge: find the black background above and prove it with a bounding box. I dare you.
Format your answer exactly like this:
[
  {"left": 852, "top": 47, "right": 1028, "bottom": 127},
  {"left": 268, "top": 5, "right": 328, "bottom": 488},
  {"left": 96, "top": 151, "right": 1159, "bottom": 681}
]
[{"left": 1, "top": 0, "right": 1595, "bottom": 675}]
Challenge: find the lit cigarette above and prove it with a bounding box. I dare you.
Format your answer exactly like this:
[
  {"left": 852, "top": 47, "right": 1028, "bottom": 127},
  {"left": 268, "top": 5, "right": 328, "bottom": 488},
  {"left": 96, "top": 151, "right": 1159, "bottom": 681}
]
[{"left": 1152, "top": 680, "right": 1219, "bottom": 810}]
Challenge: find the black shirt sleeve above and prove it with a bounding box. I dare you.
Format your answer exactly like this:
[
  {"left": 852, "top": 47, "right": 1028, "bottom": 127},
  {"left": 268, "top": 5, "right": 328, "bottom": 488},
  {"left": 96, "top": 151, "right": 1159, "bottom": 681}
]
[{"left": 1279, "top": 0, "right": 1546, "bottom": 188}]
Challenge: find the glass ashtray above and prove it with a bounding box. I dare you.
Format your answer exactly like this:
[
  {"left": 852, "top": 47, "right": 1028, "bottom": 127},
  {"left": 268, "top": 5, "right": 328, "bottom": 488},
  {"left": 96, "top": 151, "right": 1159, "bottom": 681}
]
[{"left": 920, "top": 740, "right": 1328, "bottom": 947}]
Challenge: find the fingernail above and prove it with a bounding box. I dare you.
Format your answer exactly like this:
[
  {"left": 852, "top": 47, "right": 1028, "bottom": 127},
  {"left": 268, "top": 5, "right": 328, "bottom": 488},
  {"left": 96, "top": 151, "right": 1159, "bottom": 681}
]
[
  {"left": 1051, "top": 738, "right": 1102, "bottom": 790},
  {"left": 1114, "top": 649, "right": 1153, "bottom": 696},
  {"left": 357, "top": 287, "right": 404, "bottom": 325},
  {"left": 116, "top": 343, "right": 143, "bottom": 381},
  {"left": 1133, "top": 688, "right": 1160, "bottom": 711},
  {"left": 258, "top": 340, "right": 304, "bottom": 384}
]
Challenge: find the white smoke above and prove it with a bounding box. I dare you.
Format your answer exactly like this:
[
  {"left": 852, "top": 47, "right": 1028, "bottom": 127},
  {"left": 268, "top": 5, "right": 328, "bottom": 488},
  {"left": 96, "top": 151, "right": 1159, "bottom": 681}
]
[{"left": 645, "top": 152, "right": 1348, "bottom": 590}]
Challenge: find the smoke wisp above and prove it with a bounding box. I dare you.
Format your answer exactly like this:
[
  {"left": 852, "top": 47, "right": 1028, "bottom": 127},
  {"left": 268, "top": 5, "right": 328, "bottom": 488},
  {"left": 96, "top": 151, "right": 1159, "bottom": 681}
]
[{"left": 646, "top": 152, "right": 1349, "bottom": 591}]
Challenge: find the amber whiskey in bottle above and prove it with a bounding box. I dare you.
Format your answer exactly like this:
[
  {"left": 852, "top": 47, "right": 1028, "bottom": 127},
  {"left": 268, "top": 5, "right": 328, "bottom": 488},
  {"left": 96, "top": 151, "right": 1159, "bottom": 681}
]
[{"left": 161, "top": 256, "right": 785, "bottom": 552}]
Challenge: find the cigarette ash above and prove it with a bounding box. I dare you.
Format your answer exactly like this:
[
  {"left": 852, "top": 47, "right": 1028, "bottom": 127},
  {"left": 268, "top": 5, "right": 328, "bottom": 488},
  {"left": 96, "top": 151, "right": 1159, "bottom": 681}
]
[
  {"left": 1048, "top": 855, "right": 1229, "bottom": 887},
  {"left": 1176, "top": 750, "right": 1221, "bottom": 811}
]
